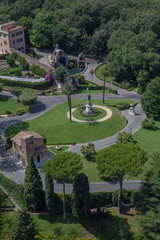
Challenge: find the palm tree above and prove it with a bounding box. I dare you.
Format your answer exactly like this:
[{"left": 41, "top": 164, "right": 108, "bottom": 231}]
[
  {"left": 101, "top": 70, "right": 107, "bottom": 104},
  {"left": 63, "top": 82, "right": 75, "bottom": 122},
  {"left": 90, "top": 69, "right": 94, "bottom": 83}
]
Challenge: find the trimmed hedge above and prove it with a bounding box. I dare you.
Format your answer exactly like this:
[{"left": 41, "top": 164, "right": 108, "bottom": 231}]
[
  {"left": 90, "top": 192, "right": 112, "bottom": 209},
  {"left": 0, "top": 77, "right": 52, "bottom": 89},
  {"left": 78, "top": 84, "right": 118, "bottom": 94}
]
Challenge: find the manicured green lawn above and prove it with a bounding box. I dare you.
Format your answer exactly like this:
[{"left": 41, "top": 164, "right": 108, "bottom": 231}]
[
  {"left": 95, "top": 64, "right": 114, "bottom": 83},
  {"left": 0, "top": 97, "right": 27, "bottom": 115},
  {"left": 81, "top": 157, "right": 102, "bottom": 182},
  {"left": 49, "top": 146, "right": 70, "bottom": 154},
  {"left": 31, "top": 209, "right": 137, "bottom": 240},
  {"left": 28, "top": 99, "right": 128, "bottom": 144},
  {"left": 133, "top": 121, "right": 160, "bottom": 178}
]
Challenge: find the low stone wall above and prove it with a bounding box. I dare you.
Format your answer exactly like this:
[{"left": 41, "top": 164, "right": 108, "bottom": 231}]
[{"left": 10, "top": 48, "right": 55, "bottom": 72}]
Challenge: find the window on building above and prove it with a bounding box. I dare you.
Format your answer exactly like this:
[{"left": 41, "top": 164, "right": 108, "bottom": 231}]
[
  {"left": 13, "top": 40, "right": 15, "bottom": 44},
  {"left": 21, "top": 46, "right": 24, "bottom": 50},
  {"left": 17, "top": 39, "right": 20, "bottom": 43},
  {"left": 18, "top": 48, "right": 20, "bottom": 51},
  {"left": 4, "top": 41, "right": 7, "bottom": 45},
  {"left": 5, "top": 50, "right": 8, "bottom": 53},
  {"left": 0, "top": 33, "right": 1, "bottom": 37},
  {"left": 37, "top": 155, "right": 40, "bottom": 162},
  {"left": 3, "top": 34, "right": 6, "bottom": 38},
  {"left": 12, "top": 33, "right": 15, "bottom": 37},
  {"left": 20, "top": 38, "right": 23, "bottom": 42},
  {"left": 19, "top": 31, "right": 22, "bottom": 35}
]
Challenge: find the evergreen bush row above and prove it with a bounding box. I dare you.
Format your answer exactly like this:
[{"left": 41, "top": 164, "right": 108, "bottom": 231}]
[
  {"left": 0, "top": 77, "right": 52, "bottom": 89},
  {"left": 0, "top": 172, "right": 136, "bottom": 213},
  {"left": 77, "top": 84, "right": 118, "bottom": 94}
]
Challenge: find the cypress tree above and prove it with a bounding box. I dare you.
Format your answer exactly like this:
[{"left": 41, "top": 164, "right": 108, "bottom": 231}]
[
  {"left": 71, "top": 173, "right": 90, "bottom": 219},
  {"left": 24, "top": 155, "right": 44, "bottom": 212},
  {"left": 45, "top": 173, "right": 54, "bottom": 216},
  {"left": 10, "top": 210, "right": 35, "bottom": 240}
]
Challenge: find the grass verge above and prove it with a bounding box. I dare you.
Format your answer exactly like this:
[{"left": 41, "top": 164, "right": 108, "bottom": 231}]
[
  {"left": 27, "top": 99, "right": 128, "bottom": 144},
  {"left": 0, "top": 97, "right": 27, "bottom": 115}
]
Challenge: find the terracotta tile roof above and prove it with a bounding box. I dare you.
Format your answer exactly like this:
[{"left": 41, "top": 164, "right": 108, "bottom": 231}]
[
  {"left": 11, "top": 131, "right": 44, "bottom": 146},
  {"left": 8, "top": 26, "right": 22, "bottom": 32}
]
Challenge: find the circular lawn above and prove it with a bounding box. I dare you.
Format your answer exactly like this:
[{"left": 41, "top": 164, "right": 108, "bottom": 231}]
[{"left": 27, "top": 99, "right": 126, "bottom": 145}]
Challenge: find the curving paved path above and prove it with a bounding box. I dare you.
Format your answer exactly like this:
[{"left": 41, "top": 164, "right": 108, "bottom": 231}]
[{"left": 0, "top": 57, "right": 145, "bottom": 193}]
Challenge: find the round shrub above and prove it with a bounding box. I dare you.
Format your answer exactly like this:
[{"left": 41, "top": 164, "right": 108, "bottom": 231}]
[
  {"left": 141, "top": 118, "right": 155, "bottom": 129},
  {"left": 16, "top": 109, "right": 27, "bottom": 115}
]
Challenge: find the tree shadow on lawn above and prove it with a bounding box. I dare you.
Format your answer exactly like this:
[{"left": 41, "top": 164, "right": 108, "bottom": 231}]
[
  {"left": 0, "top": 96, "right": 12, "bottom": 100},
  {"left": 37, "top": 211, "right": 134, "bottom": 240},
  {"left": 147, "top": 126, "right": 160, "bottom": 131},
  {"left": 85, "top": 121, "right": 99, "bottom": 127},
  {"left": 81, "top": 211, "right": 135, "bottom": 240}
]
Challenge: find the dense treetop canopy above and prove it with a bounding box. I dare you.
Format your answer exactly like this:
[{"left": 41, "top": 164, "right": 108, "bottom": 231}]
[{"left": 1, "top": 0, "right": 160, "bottom": 87}]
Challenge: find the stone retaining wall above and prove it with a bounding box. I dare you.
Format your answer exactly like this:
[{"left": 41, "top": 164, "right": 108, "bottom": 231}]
[{"left": 10, "top": 48, "right": 55, "bottom": 72}]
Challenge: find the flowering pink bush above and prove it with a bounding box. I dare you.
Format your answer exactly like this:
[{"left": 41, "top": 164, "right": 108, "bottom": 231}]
[{"left": 45, "top": 69, "right": 53, "bottom": 81}]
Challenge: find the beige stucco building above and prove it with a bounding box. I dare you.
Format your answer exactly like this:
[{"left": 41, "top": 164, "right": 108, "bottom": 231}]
[
  {"left": 11, "top": 131, "right": 48, "bottom": 165},
  {"left": 0, "top": 21, "right": 26, "bottom": 54}
]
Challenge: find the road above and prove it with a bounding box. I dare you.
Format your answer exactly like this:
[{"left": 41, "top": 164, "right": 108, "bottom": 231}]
[{"left": 0, "top": 56, "right": 145, "bottom": 193}]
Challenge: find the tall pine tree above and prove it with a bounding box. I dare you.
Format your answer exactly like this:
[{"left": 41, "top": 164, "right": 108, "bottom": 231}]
[
  {"left": 45, "top": 173, "right": 54, "bottom": 216},
  {"left": 24, "top": 155, "right": 45, "bottom": 212},
  {"left": 71, "top": 173, "right": 90, "bottom": 219},
  {"left": 10, "top": 210, "right": 35, "bottom": 240}
]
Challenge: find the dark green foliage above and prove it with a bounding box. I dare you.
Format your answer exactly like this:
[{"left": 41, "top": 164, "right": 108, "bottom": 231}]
[
  {"left": 5, "top": 121, "right": 29, "bottom": 138},
  {"left": 15, "top": 70, "right": 22, "bottom": 77},
  {"left": 141, "top": 118, "right": 155, "bottom": 129},
  {"left": 7, "top": 57, "right": 15, "bottom": 67},
  {"left": 112, "top": 189, "right": 133, "bottom": 206},
  {"left": 0, "top": 83, "right": 3, "bottom": 92},
  {"left": 90, "top": 192, "right": 112, "bottom": 209},
  {"left": 29, "top": 64, "right": 46, "bottom": 77},
  {"left": 80, "top": 143, "right": 96, "bottom": 161},
  {"left": 42, "top": 152, "right": 82, "bottom": 219},
  {"left": 74, "top": 74, "right": 85, "bottom": 84},
  {"left": 16, "top": 55, "right": 29, "bottom": 70},
  {"left": 0, "top": 77, "right": 52, "bottom": 89},
  {"left": 71, "top": 173, "right": 90, "bottom": 219},
  {"left": 54, "top": 66, "right": 67, "bottom": 83},
  {"left": 24, "top": 156, "right": 45, "bottom": 212},
  {"left": 16, "top": 109, "right": 27, "bottom": 115},
  {"left": 117, "top": 131, "right": 136, "bottom": 144},
  {"left": 10, "top": 87, "right": 22, "bottom": 102},
  {"left": 77, "top": 83, "right": 118, "bottom": 94},
  {"left": 10, "top": 210, "right": 36, "bottom": 240},
  {"left": 96, "top": 142, "right": 147, "bottom": 213},
  {"left": 21, "top": 89, "right": 37, "bottom": 108},
  {"left": 5, "top": 121, "right": 29, "bottom": 148},
  {"left": 0, "top": 173, "right": 24, "bottom": 208},
  {"left": 133, "top": 153, "right": 160, "bottom": 240},
  {"left": 45, "top": 173, "right": 54, "bottom": 216},
  {"left": 141, "top": 77, "right": 160, "bottom": 120},
  {"left": 0, "top": 54, "right": 8, "bottom": 60}
]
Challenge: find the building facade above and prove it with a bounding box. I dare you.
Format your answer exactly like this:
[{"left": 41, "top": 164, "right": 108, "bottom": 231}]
[
  {"left": 11, "top": 131, "right": 48, "bottom": 165},
  {"left": 0, "top": 21, "right": 26, "bottom": 54}
]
